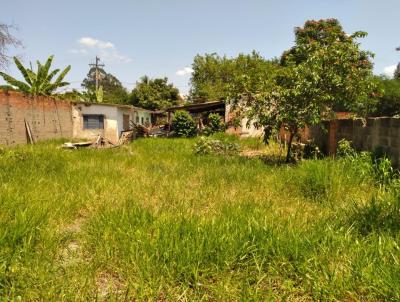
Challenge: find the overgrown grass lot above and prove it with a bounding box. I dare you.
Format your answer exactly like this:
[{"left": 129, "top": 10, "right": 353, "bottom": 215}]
[{"left": 1, "top": 136, "right": 400, "bottom": 301}]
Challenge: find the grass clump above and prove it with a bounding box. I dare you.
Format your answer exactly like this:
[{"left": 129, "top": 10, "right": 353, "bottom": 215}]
[{"left": 194, "top": 136, "right": 240, "bottom": 155}]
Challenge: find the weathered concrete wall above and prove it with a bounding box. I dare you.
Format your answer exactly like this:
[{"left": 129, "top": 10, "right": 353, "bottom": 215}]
[
  {"left": 309, "top": 118, "right": 400, "bottom": 166},
  {"left": 224, "top": 103, "right": 264, "bottom": 138},
  {"left": 72, "top": 103, "right": 120, "bottom": 143},
  {"left": 0, "top": 90, "right": 73, "bottom": 145},
  {"left": 237, "top": 117, "right": 264, "bottom": 138}
]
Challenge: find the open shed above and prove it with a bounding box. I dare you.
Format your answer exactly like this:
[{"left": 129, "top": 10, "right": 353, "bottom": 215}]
[{"left": 166, "top": 101, "right": 263, "bottom": 138}]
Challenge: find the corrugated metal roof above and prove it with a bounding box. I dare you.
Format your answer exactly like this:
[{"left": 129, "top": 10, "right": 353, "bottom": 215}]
[{"left": 166, "top": 101, "right": 225, "bottom": 112}]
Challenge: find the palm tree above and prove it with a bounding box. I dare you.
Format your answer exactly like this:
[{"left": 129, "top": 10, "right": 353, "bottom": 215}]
[{"left": 0, "top": 55, "right": 71, "bottom": 96}]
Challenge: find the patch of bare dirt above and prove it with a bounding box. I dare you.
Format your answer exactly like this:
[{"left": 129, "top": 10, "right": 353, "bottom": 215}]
[
  {"left": 240, "top": 150, "right": 266, "bottom": 157},
  {"left": 95, "top": 270, "right": 125, "bottom": 299},
  {"left": 58, "top": 213, "right": 88, "bottom": 267}
]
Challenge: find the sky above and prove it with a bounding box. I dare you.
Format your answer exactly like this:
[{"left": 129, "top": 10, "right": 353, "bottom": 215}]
[{"left": 1, "top": 0, "right": 400, "bottom": 96}]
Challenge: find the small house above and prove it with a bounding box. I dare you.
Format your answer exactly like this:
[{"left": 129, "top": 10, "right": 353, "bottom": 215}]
[{"left": 72, "top": 102, "right": 153, "bottom": 143}]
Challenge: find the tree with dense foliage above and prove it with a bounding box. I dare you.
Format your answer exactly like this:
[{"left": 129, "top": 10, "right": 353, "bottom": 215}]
[
  {"left": 229, "top": 19, "right": 377, "bottom": 162},
  {"left": 81, "top": 67, "right": 128, "bottom": 104},
  {"left": 189, "top": 53, "right": 233, "bottom": 102},
  {"left": 0, "top": 55, "right": 71, "bottom": 96},
  {"left": 55, "top": 88, "right": 104, "bottom": 103},
  {"left": 171, "top": 110, "right": 197, "bottom": 137},
  {"left": 371, "top": 76, "right": 400, "bottom": 116},
  {"left": 0, "top": 23, "right": 22, "bottom": 70},
  {"left": 130, "top": 76, "right": 181, "bottom": 110},
  {"left": 189, "top": 51, "right": 276, "bottom": 102}
]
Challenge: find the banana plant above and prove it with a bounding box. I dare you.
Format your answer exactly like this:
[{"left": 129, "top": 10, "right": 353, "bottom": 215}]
[{"left": 0, "top": 55, "right": 71, "bottom": 96}]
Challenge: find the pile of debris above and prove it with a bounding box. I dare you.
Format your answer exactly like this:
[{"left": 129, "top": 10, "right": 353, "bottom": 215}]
[
  {"left": 62, "top": 132, "right": 134, "bottom": 150},
  {"left": 61, "top": 123, "right": 169, "bottom": 150},
  {"left": 133, "top": 123, "right": 169, "bottom": 138}
]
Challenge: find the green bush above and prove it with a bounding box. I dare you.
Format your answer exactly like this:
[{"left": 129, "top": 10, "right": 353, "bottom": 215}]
[
  {"left": 203, "top": 113, "right": 225, "bottom": 136},
  {"left": 194, "top": 137, "right": 240, "bottom": 155},
  {"left": 172, "top": 110, "right": 197, "bottom": 137},
  {"left": 337, "top": 139, "right": 397, "bottom": 186},
  {"left": 336, "top": 139, "right": 357, "bottom": 158}
]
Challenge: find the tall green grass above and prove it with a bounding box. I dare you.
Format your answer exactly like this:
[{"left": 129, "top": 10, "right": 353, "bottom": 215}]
[{"left": 0, "top": 138, "right": 399, "bottom": 300}]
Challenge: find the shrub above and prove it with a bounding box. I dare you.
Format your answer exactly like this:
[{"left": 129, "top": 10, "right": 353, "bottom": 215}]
[
  {"left": 172, "top": 110, "right": 197, "bottom": 137},
  {"left": 194, "top": 137, "right": 240, "bottom": 155},
  {"left": 337, "top": 139, "right": 397, "bottom": 186},
  {"left": 336, "top": 139, "right": 357, "bottom": 158},
  {"left": 203, "top": 113, "right": 225, "bottom": 136},
  {"left": 303, "top": 140, "right": 323, "bottom": 159}
]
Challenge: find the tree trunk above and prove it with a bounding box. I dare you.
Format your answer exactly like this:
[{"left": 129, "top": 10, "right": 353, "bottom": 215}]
[{"left": 285, "top": 131, "right": 296, "bottom": 163}]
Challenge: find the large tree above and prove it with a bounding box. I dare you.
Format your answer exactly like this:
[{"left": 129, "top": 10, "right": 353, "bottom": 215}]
[
  {"left": 0, "top": 55, "right": 71, "bottom": 96},
  {"left": 229, "top": 19, "right": 377, "bottom": 162},
  {"left": 129, "top": 76, "right": 181, "bottom": 110},
  {"left": 371, "top": 76, "right": 400, "bottom": 116},
  {"left": 189, "top": 51, "right": 276, "bottom": 102},
  {"left": 81, "top": 67, "right": 128, "bottom": 104},
  {"left": 189, "top": 53, "right": 233, "bottom": 102},
  {"left": 0, "top": 23, "right": 22, "bottom": 70}
]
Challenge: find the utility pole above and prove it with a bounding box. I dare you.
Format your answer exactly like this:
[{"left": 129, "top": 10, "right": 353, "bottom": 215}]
[{"left": 89, "top": 56, "right": 104, "bottom": 92}]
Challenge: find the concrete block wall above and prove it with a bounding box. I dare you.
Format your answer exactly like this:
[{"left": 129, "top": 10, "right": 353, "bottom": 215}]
[
  {"left": 0, "top": 90, "right": 73, "bottom": 145},
  {"left": 309, "top": 117, "right": 400, "bottom": 166}
]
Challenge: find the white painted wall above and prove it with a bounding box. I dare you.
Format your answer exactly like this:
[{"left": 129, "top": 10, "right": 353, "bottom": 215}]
[
  {"left": 132, "top": 109, "right": 152, "bottom": 126},
  {"left": 72, "top": 104, "right": 119, "bottom": 143},
  {"left": 116, "top": 108, "right": 133, "bottom": 135},
  {"left": 239, "top": 117, "right": 264, "bottom": 138},
  {"left": 72, "top": 103, "right": 154, "bottom": 143},
  {"left": 225, "top": 102, "right": 264, "bottom": 138}
]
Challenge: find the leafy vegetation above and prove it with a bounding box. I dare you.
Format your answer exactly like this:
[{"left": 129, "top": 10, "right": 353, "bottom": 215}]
[
  {"left": 130, "top": 76, "right": 181, "bottom": 110},
  {"left": 189, "top": 51, "right": 277, "bottom": 102},
  {"left": 371, "top": 76, "right": 400, "bottom": 116},
  {"left": 194, "top": 136, "right": 240, "bottom": 155},
  {"left": 81, "top": 67, "right": 128, "bottom": 104},
  {"left": 0, "top": 137, "right": 400, "bottom": 300},
  {"left": 0, "top": 56, "right": 71, "bottom": 96},
  {"left": 171, "top": 110, "right": 197, "bottom": 137},
  {"left": 203, "top": 113, "right": 225, "bottom": 136},
  {"left": 228, "top": 19, "right": 377, "bottom": 162}
]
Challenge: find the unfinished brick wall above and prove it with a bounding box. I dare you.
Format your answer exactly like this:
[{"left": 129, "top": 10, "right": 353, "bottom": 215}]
[{"left": 0, "top": 90, "right": 73, "bottom": 145}]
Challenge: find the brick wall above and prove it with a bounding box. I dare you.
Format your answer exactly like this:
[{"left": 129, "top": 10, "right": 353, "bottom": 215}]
[{"left": 0, "top": 90, "right": 73, "bottom": 145}]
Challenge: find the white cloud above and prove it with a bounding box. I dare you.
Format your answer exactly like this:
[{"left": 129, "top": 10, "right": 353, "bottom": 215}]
[
  {"left": 383, "top": 64, "right": 397, "bottom": 78},
  {"left": 78, "top": 37, "right": 114, "bottom": 49},
  {"left": 100, "top": 49, "right": 132, "bottom": 63},
  {"left": 176, "top": 67, "right": 194, "bottom": 76},
  {"left": 71, "top": 36, "right": 132, "bottom": 63},
  {"left": 69, "top": 48, "right": 88, "bottom": 55}
]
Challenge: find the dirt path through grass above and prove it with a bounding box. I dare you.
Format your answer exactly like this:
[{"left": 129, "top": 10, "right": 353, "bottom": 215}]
[{"left": 59, "top": 213, "right": 87, "bottom": 268}]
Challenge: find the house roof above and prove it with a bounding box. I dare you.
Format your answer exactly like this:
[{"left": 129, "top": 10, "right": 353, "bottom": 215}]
[
  {"left": 72, "top": 101, "right": 154, "bottom": 112},
  {"left": 166, "top": 101, "right": 225, "bottom": 113}
]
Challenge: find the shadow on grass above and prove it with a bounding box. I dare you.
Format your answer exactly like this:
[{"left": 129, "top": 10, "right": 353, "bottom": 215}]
[
  {"left": 347, "top": 190, "right": 400, "bottom": 236},
  {"left": 239, "top": 152, "right": 290, "bottom": 167},
  {"left": 259, "top": 155, "right": 288, "bottom": 167}
]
